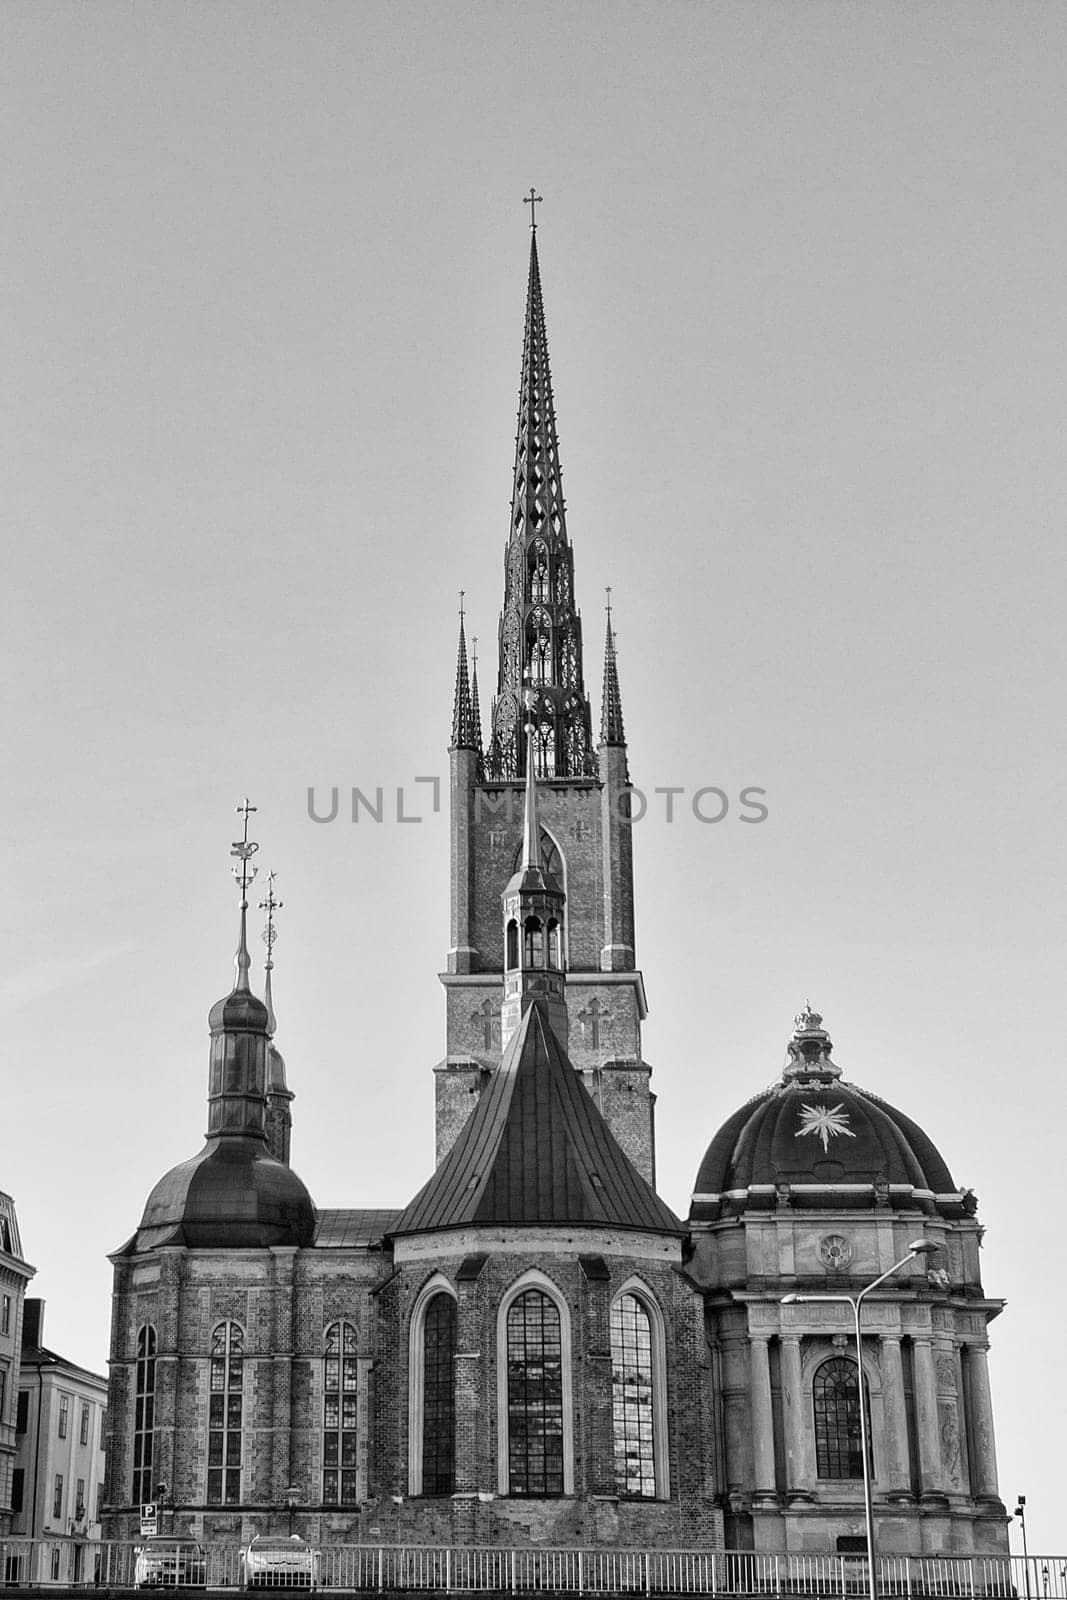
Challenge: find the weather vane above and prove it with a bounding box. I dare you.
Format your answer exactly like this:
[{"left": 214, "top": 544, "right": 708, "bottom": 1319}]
[
  {"left": 231, "top": 798, "right": 259, "bottom": 905},
  {"left": 523, "top": 188, "right": 543, "bottom": 231}
]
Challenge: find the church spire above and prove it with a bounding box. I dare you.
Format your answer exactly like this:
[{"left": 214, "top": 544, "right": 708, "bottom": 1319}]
[
  {"left": 600, "top": 590, "right": 626, "bottom": 749},
  {"left": 470, "top": 635, "right": 483, "bottom": 755},
  {"left": 450, "top": 594, "right": 477, "bottom": 750},
  {"left": 486, "top": 208, "right": 596, "bottom": 783}
]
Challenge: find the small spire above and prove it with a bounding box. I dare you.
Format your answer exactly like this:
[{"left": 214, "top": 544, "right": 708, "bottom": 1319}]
[
  {"left": 470, "top": 635, "right": 483, "bottom": 751},
  {"left": 520, "top": 688, "right": 543, "bottom": 873},
  {"left": 229, "top": 798, "right": 260, "bottom": 993},
  {"left": 259, "top": 870, "right": 282, "bottom": 1038},
  {"left": 600, "top": 588, "right": 626, "bottom": 747},
  {"left": 451, "top": 593, "right": 477, "bottom": 749}
]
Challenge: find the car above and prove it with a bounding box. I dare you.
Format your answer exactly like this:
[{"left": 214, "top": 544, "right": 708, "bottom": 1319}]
[
  {"left": 240, "top": 1535, "right": 320, "bottom": 1590},
  {"left": 134, "top": 1537, "right": 207, "bottom": 1588}
]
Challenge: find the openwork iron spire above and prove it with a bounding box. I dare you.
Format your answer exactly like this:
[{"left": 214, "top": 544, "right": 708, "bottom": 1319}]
[
  {"left": 486, "top": 219, "right": 596, "bottom": 782},
  {"left": 450, "top": 595, "right": 477, "bottom": 750},
  {"left": 600, "top": 590, "right": 626, "bottom": 748}
]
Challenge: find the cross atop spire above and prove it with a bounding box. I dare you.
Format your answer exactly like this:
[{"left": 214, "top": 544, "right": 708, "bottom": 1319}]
[
  {"left": 259, "top": 870, "right": 283, "bottom": 1037},
  {"left": 523, "top": 187, "right": 543, "bottom": 231},
  {"left": 229, "top": 798, "right": 260, "bottom": 992}
]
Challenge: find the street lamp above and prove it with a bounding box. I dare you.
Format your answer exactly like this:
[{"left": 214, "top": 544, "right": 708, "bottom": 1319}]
[
  {"left": 285, "top": 1486, "right": 299, "bottom": 1537},
  {"left": 782, "top": 1239, "right": 939, "bottom": 1600},
  {"left": 1014, "top": 1497, "right": 1029, "bottom": 1600}
]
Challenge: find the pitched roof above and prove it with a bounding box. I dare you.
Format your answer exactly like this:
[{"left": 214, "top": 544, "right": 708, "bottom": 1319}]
[{"left": 391, "top": 998, "right": 683, "bottom": 1237}]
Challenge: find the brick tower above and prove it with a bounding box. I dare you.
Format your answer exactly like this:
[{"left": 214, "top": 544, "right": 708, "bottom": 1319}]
[{"left": 438, "top": 225, "right": 654, "bottom": 1180}]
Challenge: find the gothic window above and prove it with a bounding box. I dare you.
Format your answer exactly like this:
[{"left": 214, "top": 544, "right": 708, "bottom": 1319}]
[
  {"left": 530, "top": 637, "right": 551, "bottom": 685},
  {"left": 511, "top": 832, "right": 563, "bottom": 890},
  {"left": 421, "top": 1295, "right": 456, "bottom": 1496},
  {"left": 207, "top": 1322, "right": 243, "bottom": 1505},
  {"left": 546, "top": 920, "right": 561, "bottom": 970},
  {"left": 534, "top": 721, "right": 556, "bottom": 779},
  {"left": 529, "top": 544, "right": 549, "bottom": 603},
  {"left": 565, "top": 720, "right": 588, "bottom": 776},
  {"left": 132, "top": 1325, "right": 156, "bottom": 1507},
  {"left": 813, "top": 1356, "right": 871, "bottom": 1480},
  {"left": 505, "top": 1290, "right": 565, "bottom": 1497},
  {"left": 610, "top": 1288, "right": 669, "bottom": 1499},
  {"left": 506, "top": 920, "right": 519, "bottom": 971},
  {"left": 323, "top": 1321, "right": 358, "bottom": 1506},
  {"left": 523, "top": 917, "right": 544, "bottom": 968}
]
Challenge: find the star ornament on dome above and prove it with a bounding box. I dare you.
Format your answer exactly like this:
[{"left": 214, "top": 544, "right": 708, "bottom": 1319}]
[{"left": 796, "top": 1102, "right": 855, "bottom": 1154}]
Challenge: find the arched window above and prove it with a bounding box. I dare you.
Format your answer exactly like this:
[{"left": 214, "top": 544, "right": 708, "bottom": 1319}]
[
  {"left": 530, "top": 636, "right": 551, "bottom": 685},
  {"left": 610, "top": 1286, "right": 669, "bottom": 1500},
  {"left": 421, "top": 1296, "right": 456, "bottom": 1496},
  {"left": 207, "top": 1323, "right": 243, "bottom": 1505},
  {"left": 505, "top": 1290, "right": 564, "bottom": 1496},
  {"left": 523, "top": 917, "right": 544, "bottom": 968},
  {"left": 323, "top": 1322, "right": 358, "bottom": 1505},
  {"left": 814, "top": 1356, "right": 871, "bottom": 1479},
  {"left": 546, "top": 920, "right": 560, "bottom": 970},
  {"left": 529, "top": 544, "right": 549, "bottom": 603},
  {"left": 506, "top": 920, "right": 519, "bottom": 971},
  {"left": 132, "top": 1326, "right": 156, "bottom": 1507}
]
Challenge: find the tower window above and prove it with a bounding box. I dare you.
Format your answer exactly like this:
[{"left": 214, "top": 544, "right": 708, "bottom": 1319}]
[
  {"left": 523, "top": 917, "right": 544, "bottom": 968},
  {"left": 132, "top": 1325, "right": 156, "bottom": 1507},
  {"left": 506, "top": 1290, "right": 564, "bottom": 1496},
  {"left": 506, "top": 920, "right": 519, "bottom": 971},
  {"left": 813, "top": 1356, "right": 871, "bottom": 1480},
  {"left": 546, "top": 920, "right": 561, "bottom": 970},
  {"left": 322, "top": 1321, "right": 358, "bottom": 1506},
  {"left": 207, "top": 1322, "right": 243, "bottom": 1505},
  {"left": 421, "top": 1295, "right": 456, "bottom": 1497},
  {"left": 610, "top": 1293, "right": 657, "bottom": 1498}
]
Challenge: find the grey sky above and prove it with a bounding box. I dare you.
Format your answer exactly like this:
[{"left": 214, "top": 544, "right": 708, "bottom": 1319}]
[{"left": 3, "top": 1, "right": 1064, "bottom": 1548}]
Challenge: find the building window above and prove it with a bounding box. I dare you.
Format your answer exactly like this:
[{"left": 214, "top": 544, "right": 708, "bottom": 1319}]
[
  {"left": 506, "top": 920, "right": 519, "bottom": 970},
  {"left": 523, "top": 917, "right": 544, "bottom": 967},
  {"left": 80, "top": 1402, "right": 90, "bottom": 1446},
  {"left": 58, "top": 1393, "right": 69, "bottom": 1438},
  {"left": 133, "top": 1325, "right": 156, "bottom": 1507},
  {"left": 16, "top": 1389, "right": 28, "bottom": 1434},
  {"left": 1, "top": 1295, "right": 10, "bottom": 1336},
  {"left": 11, "top": 1468, "right": 23, "bottom": 1515},
  {"left": 322, "top": 1321, "right": 358, "bottom": 1506},
  {"left": 506, "top": 1289, "right": 564, "bottom": 1496},
  {"left": 421, "top": 1294, "right": 456, "bottom": 1496},
  {"left": 207, "top": 1321, "right": 243, "bottom": 1505},
  {"left": 50, "top": 1549, "right": 61, "bottom": 1583},
  {"left": 814, "top": 1356, "right": 871, "bottom": 1479},
  {"left": 610, "top": 1293, "right": 657, "bottom": 1498},
  {"left": 75, "top": 1478, "right": 86, "bottom": 1520},
  {"left": 53, "top": 1473, "right": 64, "bottom": 1520}
]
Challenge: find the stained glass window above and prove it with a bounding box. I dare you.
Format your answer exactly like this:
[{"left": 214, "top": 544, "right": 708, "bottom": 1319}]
[
  {"left": 610, "top": 1294, "right": 657, "bottom": 1498},
  {"left": 506, "top": 1291, "right": 564, "bottom": 1497},
  {"left": 814, "top": 1357, "right": 871, "bottom": 1479},
  {"left": 421, "top": 1295, "right": 456, "bottom": 1496},
  {"left": 207, "top": 1322, "right": 243, "bottom": 1505},
  {"left": 132, "top": 1326, "right": 156, "bottom": 1507},
  {"left": 323, "top": 1322, "right": 359, "bottom": 1506}
]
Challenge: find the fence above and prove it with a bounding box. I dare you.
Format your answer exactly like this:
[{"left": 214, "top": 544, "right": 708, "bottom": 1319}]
[{"left": 0, "top": 1542, "right": 1062, "bottom": 1598}]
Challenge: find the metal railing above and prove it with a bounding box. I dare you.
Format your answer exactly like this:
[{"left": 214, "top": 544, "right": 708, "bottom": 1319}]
[{"left": 0, "top": 1541, "right": 1062, "bottom": 1598}]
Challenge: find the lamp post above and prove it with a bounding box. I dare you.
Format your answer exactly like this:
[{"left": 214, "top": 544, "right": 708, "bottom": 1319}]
[
  {"left": 285, "top": 1486, "right": 299, "bottom": 1537},
  {"left": 782, "top": 1239, "right": 939, "bottom": 1600},
  {"left": 1014, "top": 1496, "right": 1029, "bottom": 1600}
]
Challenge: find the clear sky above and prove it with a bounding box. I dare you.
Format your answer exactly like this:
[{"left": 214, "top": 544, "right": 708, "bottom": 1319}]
[{"left": 3, "top": 0, "right": 1064, "bottom": 1551}]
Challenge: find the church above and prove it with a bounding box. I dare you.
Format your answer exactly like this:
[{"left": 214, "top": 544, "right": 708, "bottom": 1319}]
[{"left": 101, "top": 223, "right": 1009, "bottom": 1559}]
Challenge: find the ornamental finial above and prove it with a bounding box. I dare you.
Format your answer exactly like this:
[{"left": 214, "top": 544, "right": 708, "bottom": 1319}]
[
  {"left": 259, "top": 870, "right": 283, "bottom": 1037},
  {"left": 784, "top": 1003, "right": 839, "bottom": 1081},
  {"left": 229, "top": 798, "right": 260, "bottom": 992},
  {"left": 523, "top": 188, "right": 543, "bottom": 231}
]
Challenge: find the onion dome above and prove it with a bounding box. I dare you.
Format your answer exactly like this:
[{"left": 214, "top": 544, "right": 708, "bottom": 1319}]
[
  {"left": 689, "top": 1006, "right": 967, "bottom": 1223},
  {"left": 123, "top": 811, "right": 314, "bottom": 1253}
]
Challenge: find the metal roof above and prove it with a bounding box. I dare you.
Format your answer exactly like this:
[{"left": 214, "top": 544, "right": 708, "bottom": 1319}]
[{"left": 391, "top": 998, "right": 683, "bottom": 1237}]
